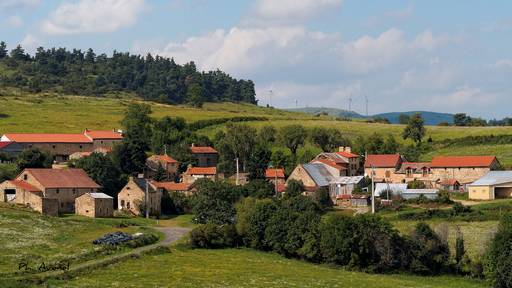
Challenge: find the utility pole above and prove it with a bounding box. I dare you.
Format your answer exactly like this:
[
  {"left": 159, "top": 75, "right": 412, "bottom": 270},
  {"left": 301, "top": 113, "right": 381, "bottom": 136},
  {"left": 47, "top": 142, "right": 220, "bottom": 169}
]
[
  {"left": 365, "top": 95, "right": 369, "bottom": 116},
  {"left": 274, "top": 169, "right": 278, "bottom": 196},
  {"left": 269, "top": 89, "right": 273, "bottom": 107},
  {"left": 371, "top": 165, "right": 375, "bottom": 214},
  {"left": 235, "top": 157, "right": 240, "bottom": 186},
  {"left": 145, "top": 175, "right": 149, "bottom": 219}
]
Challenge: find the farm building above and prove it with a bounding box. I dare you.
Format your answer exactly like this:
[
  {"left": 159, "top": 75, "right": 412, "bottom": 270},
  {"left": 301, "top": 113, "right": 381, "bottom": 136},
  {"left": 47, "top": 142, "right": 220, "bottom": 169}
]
[
  {"left": 311, "top": 147, "right": 360, "bottom": 176},
  {"left": 154, "top": 181, "right": 195, "bottom": 196},
  {"left": 287, "top": 163, "right": 337, "bottom": 193},
  {"left": 190, "top": 144, "right": 218, "bottom": 167},
  {"left": 364, "top": 154, "right": 404, "bottom": 183},
  {"left": 146, "top": 154, "right": 179, "bottom": 181},
  {"left": 468, "top": 171, "right": 512, "bottom": 200},
  {"left": 182, "top": 166, "right": 220, "bottom": 184},
  {"left": 430, "top": 156, "right": 500, "bottom": 187},
  {"left": 265, "top": 168, "right": 286, "bottom": 185},
  {"left": 328, "top": 176, "right": 365, "bottom": 203},
  {"left": 75, "top": 193, "right": 114, "bottom": 218},
  {"left": 0, "top": 141, "right": 23, "bottom": 158},
  {"left": 118, "top": 177, "right": 163, "bottom": 216}
]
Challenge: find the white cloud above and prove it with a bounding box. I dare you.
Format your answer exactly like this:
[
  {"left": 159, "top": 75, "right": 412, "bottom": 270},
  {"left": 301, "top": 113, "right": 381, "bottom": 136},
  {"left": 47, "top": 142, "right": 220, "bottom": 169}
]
[
  {"left": 385, "top": 4, "right": 414, "bottom": 20},
  {"left": 428, "top": 86, "right": 497, "bottom": 109},
  {"left": 495, "top": 59, "right": 512, "bottom": 69},
  {"left": 0, "top": 0, "right": 39, "bottom": 10},
  {"left": 20, "top": 34, "right": 40, "bottom": 52},
  {"left": 41, "top": 0, "right": 146, "bottom": 35},
  {"left": 3, "top": 15, "right": 23, "bottom": 27}
]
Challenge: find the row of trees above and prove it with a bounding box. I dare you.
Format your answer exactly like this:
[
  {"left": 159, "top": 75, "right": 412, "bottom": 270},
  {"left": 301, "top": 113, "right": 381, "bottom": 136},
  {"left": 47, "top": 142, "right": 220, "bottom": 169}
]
[{"left": 0, "top": 41, "right": 256, "bottom": 106}]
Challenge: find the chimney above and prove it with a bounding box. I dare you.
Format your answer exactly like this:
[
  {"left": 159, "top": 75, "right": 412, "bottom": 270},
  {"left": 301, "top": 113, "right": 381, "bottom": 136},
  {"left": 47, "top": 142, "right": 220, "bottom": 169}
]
[
  {"left": 344, "top": 147, "right": 351, "bottom": 153},
  {"left": 191, "top": 143, "right": 195, "bottom": 147}
]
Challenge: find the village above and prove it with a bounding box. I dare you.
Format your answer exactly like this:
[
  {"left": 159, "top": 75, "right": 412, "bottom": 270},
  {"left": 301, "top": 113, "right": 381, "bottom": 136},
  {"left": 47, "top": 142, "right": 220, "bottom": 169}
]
[{"left": 0, "top": 127, "right": 508, "bottom": 218}]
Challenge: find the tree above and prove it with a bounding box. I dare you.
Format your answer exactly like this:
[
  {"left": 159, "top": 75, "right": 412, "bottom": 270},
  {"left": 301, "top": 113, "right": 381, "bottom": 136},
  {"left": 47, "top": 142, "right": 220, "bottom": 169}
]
[
  {"left": 285, "top": 179, "right": 304, "bottom": 198},
  {"left": 186, "top": 82, "right": 205, "bottom": 107},
  {"left": 280, "top": 125, "right": 307, "bottom": 155},
  {"left": 310, "top": 127, "right": 348, "bottom": 152},
  {"left": 246, "top": 144, "right": 271, "bottom": 180},
  {"left": 382, "top": 135, "right": 399, "bottom": 154},
  {"left": 454, "top": 113, "right": 471, "bottom": 126},
  {"left": 485, "top": 214, "right": 512, "bottom": 288},
  {"left": 153, "top": 163, "right": 166, "bottom": 181},
  {"left": 0, "top": 41, "right": 7, "bottom": 59},
  {"left": 259, "top": 125, "right": 276, "bottom": 145},
  {"left": 402, "top": 113, "right": 426, "bottom": 145},
  {"left": 313, "top": 187, "right": 333, "bottom": 210},
  {"left": 455, "top": 226, "right": 465, "bottom": 267},
  {"left": 74, "top": 153, "right": 125, "bottom": 199},
  {"left": 216, "top": 123, "right": 258, "bottom": 175},
  {"left": 409, "top": 222, "right": 450, "bottom": 275},
  {"left": 398, "top": 114, "right": 411, "bottom": 125},
  {"left": 16, "top": 148, "right": 52, "bottom": 172},
  {"left": 191, "top": 179, "right": 243, "bottom": 225}
]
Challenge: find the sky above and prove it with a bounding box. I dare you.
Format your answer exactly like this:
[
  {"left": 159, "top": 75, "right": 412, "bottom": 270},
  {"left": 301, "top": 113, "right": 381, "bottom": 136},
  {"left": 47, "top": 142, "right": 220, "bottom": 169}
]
[{"left": 1, "top": 0, "right": 511, "bottom": 119}]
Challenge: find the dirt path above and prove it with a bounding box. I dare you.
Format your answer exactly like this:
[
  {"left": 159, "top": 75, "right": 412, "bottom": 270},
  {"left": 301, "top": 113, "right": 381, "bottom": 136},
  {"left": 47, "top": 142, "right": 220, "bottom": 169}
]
[{"left": 16, "top": 226, "right": 191, "bottom": 282}]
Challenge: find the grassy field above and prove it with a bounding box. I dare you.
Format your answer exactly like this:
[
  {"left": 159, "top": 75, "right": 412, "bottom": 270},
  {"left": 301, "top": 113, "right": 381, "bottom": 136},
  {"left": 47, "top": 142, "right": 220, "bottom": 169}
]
[
  {"left": 46, "top": 248, "right": 487, "bottom": 288},
  {"left": 0, "top": 202, "right": 158, "bottom": 275}
]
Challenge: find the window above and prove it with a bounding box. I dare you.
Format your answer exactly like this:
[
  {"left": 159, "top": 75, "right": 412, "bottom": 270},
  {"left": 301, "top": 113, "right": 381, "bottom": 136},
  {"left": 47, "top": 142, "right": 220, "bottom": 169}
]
[
  {"left": 100, "top": 141, "right": 104, "bottom": 144},
  {"left": 56, "top": 189, "right": 60, "bottom": 194},
  {"left": 121, "top": 200, "right": 125, "bottom": 207},
  {"left": 72, "top": 188, "right": 76, "bottom": 194},
  {"left": 385, "top": 170, "right": 391, "bottom": 178},
  {"left": 23, "top": 174, "right": 28, "bottom": 180},
  {"left": 60, "top": 203, "right": 64, "bottom": 208},
  {"left": 79, "top": 145, "right": 83, "bottom": 149},
  {"left": 127, "top": 202, "right": 130, "bottom": 209},
  {"left": 52, "top": 145, "right": 56, "bottom": 149}
]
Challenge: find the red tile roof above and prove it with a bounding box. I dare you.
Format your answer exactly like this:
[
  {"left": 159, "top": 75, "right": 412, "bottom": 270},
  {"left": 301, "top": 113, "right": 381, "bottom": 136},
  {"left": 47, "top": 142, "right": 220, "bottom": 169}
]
[
  {"left": 365, "top": 154, "right": 402, "bottom": 168},
  {"left": 190, "top": 146, "right": 218, "bottom": 154},
  {"left": 0, "top": 142, "right": 14, "bottom": 149},
  {"left": 153, "top": 181, "right": 192, "bottom": 191},
  {"left": 21, "top": 168, "right": 100, "bottom": 189},
  {"left": 148, "top": 154, "right": 177, "bottom": 164},
  {"left": 186, "top": 167, "right": 216, "bottom": 175},
  {"left": 430, "top": 156, "right": 497, "bottom": 168},
  {"left": 312, "top": 159, "right": 347, "bottom": 170},
  {"left": 265, "top": 168, "right": 285, "bottom": 179},
  {"left": 8, "top": 180, "right": 41, "bottom": 192},
  {"left": 336, "top": 151, "right": 359, "bottom": 158},
  {"left": 84, "top": 130, "right": 123, "bottom": 140},
  {"left": 3, "top": 133, "right": 92, "bottom": 143},
  {"left": 439, "top": 179, "right": 460, "bottom": 186}
]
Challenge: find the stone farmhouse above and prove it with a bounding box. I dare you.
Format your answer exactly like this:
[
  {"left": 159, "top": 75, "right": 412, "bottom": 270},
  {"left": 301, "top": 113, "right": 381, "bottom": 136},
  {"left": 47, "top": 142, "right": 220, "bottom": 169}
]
[
  {"left": 364, "top": 154, "right": 404, "bottom": 182},
  {"left": 154, "top": 181, "right": 195, "bottom": 196},
  {"left": 75, "top": 192, "right": 114, "bottom": 218},
  {"left": 0, "top": 129, "right": 122, "bottom": 162},
  {"left": 118, "top": 177, "right": 163, "bottom": 216},
  {"left": 265, "top": 168, "right": 285, "bottom": 186},
  {"left": 0, "top": 168, "right": 100, "bottom": 216},
  {"left": 430, "top": 156, "right": 500, "bottom": 187},
  {"left": 287, "top": 163, "right": 335, "bottom": 193},
  {"left": 312, "top": 147, "right": 360, "bottom": 176},
  {"left": 146, "top": 154, "right": 179, "bottom": 181},
  {"left": 182, "top": 166, "right": 220, "bottom": 184},
  {"left": 190, "top": 145, "right": 218, "bottom": 167}
]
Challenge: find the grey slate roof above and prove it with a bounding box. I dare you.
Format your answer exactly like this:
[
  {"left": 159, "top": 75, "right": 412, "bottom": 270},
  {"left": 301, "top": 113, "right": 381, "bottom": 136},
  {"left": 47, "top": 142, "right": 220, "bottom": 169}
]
[
  {"left": 302, "top": 163, "right": 335, "bottom": 187},
  {"left": 133, "top": 178, "right": 158, "bottom": 193},
  {"left": 469, "top": 171, "right": 512, "bottom": 186}
]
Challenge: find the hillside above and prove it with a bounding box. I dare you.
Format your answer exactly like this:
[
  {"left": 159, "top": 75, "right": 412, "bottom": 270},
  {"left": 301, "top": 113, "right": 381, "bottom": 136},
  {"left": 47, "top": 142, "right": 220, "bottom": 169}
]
[
  {"left": 289, "top": 107, "right": 455, "bottom": 125},
  {"left": 2, "top": 92, "right": 512, "bottom": 166}
]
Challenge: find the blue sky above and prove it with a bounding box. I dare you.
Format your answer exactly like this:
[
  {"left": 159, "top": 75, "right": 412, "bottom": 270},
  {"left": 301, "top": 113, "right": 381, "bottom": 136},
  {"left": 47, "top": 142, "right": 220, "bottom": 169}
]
[{"left": 1, "top": 0, "right": 512, "bottom": 118}]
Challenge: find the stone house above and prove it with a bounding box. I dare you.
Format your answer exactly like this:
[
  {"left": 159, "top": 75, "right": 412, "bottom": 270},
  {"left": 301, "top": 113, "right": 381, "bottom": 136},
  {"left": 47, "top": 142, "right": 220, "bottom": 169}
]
[
  {"left": 311, "top": 147, "right": 360, "bottom": 176},
  {"left": 430, "top": 156, "right": 500, "bottom": 187},
  {"left": 153, "top": 181, "right": 195, "bottom": 196},
  {"left": 395, "top": 162, "right": 433, "bottom": 186},
  {"left": 265, "top": 168, "right": 285, "bottom": 186},
  {"left": 287, "top": 163, "right": 336, "bottom": 193},
  {"left": 75, "top": 193, "right": 114, "bottom": 218},
  {"left": 83, "top": 129, "right": 123, "bottom": 149},
  {"left": 0, "top": 168, "right": 100, "bottom": 215},
  {"left": 468, "top": 171, "right": 512, "bottom": 200},
  {"left": 118, "top": 177, "right": 162, "bottom": 216},
  {"left": 190, "top": 145, "right": 218, "bottom": 167},
  {"left": 364, "top": 154, "right": 404, "bottom": 183},
  {"left": 182, "top": 166, "right": 220, "bottom": 184},
  {"left": 146, "top": 154, "right": 179, "bottom": 181}
]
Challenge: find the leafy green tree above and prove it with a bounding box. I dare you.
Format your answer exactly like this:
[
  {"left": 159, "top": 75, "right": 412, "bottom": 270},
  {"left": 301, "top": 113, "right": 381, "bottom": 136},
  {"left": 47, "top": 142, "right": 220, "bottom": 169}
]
[
  {"left": 10, "top": 45, "right": 29, "bottom": 61},
  {"left": 246, "top": 144, "right": 271, "bottom": 180},
  {"left": 74, "top": 153, "right": 125, "bottom": 199},
  {"left": 153, "top": 163, "right": 166, "bottom": 182},
  {"left": 244, "top": 180, "right": 275, "bottom": 199},
  {"left": 246, "top": 199, "right": 278, "bottom": 249},
  {"left": 285, "top": 179, "right": 304, "bottom": 198},
  {"left": 454, "top": 113, "right": 470, "bottom": 126},
  {"left": 402, "top": 113, "right": 426, "bottom": 145},
  {"left": 216, "top": 123, "right": 258, "bottom": 175},
  {"left": 191, "top": 179, "right": 243, "bottom": 224},
  {"left": 485, "top": 215, "right": 512, "bottom": 288},
  {"left": 259, "top": 125, "right": 277, "bottom": 145},
  {"left": 455, "top": 226, "right": 465, "bottom": 267},
  {"left": 16, "top": 148, "right": 52, "bottom": 172},
  {"left": 280, "top": 124, "right": 307, "bottom": 155},
  {"left": 382, "top": 135, "right": 399, "bottom": 154},
  {"left": 313, "top": 187, "right": 333, "bottom": 210},
  {"left": 186, "top": 82, "right": 205, "bottom": 107},
  {"left": 409, "top": 222, "right": 450, "bottom": 275}
]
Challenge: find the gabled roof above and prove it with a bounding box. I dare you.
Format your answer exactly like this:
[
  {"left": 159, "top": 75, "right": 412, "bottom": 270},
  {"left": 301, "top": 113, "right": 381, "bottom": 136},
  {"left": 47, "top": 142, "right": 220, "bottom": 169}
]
[
  {"left": 3, "top": 133, "right": 92, "bottom": 143},
  {"left": 190, "top": 146, "right": 218, "bottom": 154},
  {"left": 365, "top": 154, "right": 402, "bottom": 168},
  {"left": 186, "top": 167, "right": 216, "bottom": 175},
  {"left": 153, "top": 182, "right": 192, "bottom": 191},
  {"left": 8, "top": 180, "right": 41, "bottom": 192},
  {"left": 315, "top": 153, "right": 348, "bottom": 164},
  {"left": 132, "top": 178, "right": 159, "bottom": 193},
  {"left": 431, "top": 156, "right": 497, "bottom": 168},
  {"left": 439, "top": 179, "right": 460, "bottom": 186},
  {"left": 336, "top": 151, "right": 359, "bottom": 158},
  {"left": 311, "top": 159, "right": 347, "bottom": 171},
  {"left": 83, "top": 129, "right": 123, "bottom": 140},
  {"left": 302, "top": 163, "right": 335, "bottom": 187},
  {"left": 469, "top": 171, "right": 512, "bottom": 186},
  {"left": 265, "top": 168, "right": 285, "bottom": 179},
  {"left": 148, "top": 154, "right": 177, "bottom": 164},
  {"left": 21, "top": 168, "right": 100, "bottom": 189}
]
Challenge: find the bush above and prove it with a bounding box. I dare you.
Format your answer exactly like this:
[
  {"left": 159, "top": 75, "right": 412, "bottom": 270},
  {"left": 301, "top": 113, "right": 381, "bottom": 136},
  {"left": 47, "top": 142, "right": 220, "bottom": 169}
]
[
  {"left": 124, "top": 233, "right": 159, "bottom": 248},
  {"left": 313, "top": 187, "right": 333, "bottom": 210},
  {"left": 285, "top": 179, "right": 304, "bottom": 198},
  {"left": 192, "top": 179, "right": 244, "bottom": 224},
  {"left": 408, "top": 222, "right": 450, "bottom": 275},
  {"left": 485, "top": 215, "right": 512, "bottom": 288},
  {"left": 189, "top": 224, "right": 238, "bottom": 249}
]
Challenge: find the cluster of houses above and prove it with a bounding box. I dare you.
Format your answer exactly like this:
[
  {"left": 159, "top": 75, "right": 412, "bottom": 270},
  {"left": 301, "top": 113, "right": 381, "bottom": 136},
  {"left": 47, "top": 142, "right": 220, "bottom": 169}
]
[{"left": 1, "top": 129, "right": 511, "bottom": 218}]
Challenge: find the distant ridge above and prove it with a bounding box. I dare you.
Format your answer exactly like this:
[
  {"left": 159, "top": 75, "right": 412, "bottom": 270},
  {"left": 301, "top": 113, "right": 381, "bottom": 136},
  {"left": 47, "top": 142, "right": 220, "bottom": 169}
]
[{"left": 287, "top": 107, "right": 454, "bottom": 125}]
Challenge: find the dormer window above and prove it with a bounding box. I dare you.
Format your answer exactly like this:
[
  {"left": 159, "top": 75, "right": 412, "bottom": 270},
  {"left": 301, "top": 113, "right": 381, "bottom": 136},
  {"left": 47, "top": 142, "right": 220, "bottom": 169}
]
[{"left": 23, "top": 174, "right": 28, "bottom": 180}]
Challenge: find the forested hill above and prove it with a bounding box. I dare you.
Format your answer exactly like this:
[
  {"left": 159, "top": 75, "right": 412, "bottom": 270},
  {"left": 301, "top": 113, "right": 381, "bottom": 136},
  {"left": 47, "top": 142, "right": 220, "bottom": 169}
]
[{"left": 0, "top": 41, "right": 256, "bottom": 105}]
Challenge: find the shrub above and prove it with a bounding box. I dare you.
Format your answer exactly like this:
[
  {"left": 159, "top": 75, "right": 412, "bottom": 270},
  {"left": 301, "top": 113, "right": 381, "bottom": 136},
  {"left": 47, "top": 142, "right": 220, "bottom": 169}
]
[
  {"left": 189, "top": 224, "right": 238, "bottom": 249},
  {"left": 124, "top": 233, "right": 159, "bottom": 248},
  {"left": 192, "top": 179, "right": 243, "bottom": 224},
  {"left": 285, "top": 179, "right": 304, "bottom": 198},
  {"left": 408, "top": 222, "right": 450, "bottom": 275},
  {"left": 313, "top": 187, "right": 333, "bottom": 210},
  {"left": 484, "top": 215, "right": 512, "bottom": 288}
]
